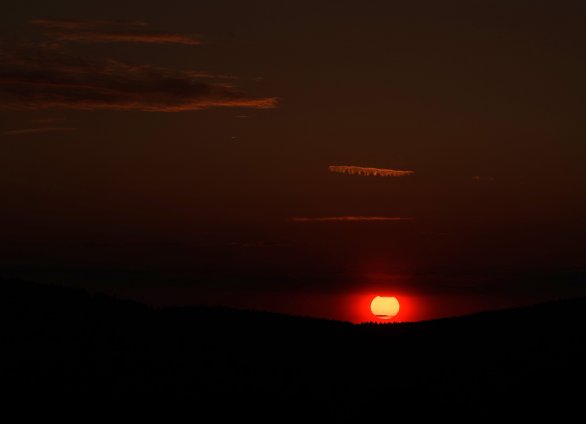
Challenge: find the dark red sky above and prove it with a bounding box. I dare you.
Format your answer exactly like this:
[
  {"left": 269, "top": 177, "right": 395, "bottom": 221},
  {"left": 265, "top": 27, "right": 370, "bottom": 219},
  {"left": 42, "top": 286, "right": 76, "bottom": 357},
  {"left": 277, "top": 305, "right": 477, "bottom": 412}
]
[{"left": 1, "top": 0, "right": 585, "bottom": 322}]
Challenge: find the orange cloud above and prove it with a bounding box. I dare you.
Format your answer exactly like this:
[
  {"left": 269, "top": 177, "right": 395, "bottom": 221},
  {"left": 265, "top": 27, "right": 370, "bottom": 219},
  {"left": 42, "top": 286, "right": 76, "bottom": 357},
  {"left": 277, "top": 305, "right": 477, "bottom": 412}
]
[
  {"left": 30, "top": 19, "right": 201, "bottom": 45},
  {"left": 290, "top": 216, "right": 413, "bottom": 222},
  {"left": 328, "top": 165, "right": 414, "bottom": 177}
]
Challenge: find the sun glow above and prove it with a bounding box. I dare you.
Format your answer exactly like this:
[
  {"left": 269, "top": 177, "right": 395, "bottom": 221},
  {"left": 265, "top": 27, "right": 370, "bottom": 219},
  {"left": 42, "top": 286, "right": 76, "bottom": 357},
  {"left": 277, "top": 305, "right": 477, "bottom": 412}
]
[{"left": 370, "top": 296, "right": 400, "bottom": 319}]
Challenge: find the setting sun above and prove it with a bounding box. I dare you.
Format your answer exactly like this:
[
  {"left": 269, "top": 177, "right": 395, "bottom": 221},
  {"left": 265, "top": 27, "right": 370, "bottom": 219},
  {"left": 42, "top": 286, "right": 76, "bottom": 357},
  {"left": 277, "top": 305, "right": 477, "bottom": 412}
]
[{"left": 370, "top": 296, "right": 400, "bottom": 319}]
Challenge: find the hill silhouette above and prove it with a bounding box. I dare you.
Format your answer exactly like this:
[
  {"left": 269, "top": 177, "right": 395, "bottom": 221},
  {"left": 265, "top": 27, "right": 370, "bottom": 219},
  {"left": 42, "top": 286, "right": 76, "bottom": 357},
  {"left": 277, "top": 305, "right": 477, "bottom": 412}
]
[{"left": 2, "top": 278, "right": 585, "bottom": 420}]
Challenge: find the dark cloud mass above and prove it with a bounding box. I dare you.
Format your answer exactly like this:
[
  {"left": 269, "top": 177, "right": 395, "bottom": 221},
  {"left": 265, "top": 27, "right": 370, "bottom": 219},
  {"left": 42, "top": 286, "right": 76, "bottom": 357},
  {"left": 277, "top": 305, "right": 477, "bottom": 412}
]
[{"left": 0, "top": 21, "right": 276, "bottom": 111}]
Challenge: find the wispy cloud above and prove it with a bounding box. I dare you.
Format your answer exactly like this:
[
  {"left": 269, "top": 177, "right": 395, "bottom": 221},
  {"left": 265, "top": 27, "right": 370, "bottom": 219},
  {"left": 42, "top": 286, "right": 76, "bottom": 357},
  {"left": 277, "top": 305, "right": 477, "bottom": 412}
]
[
  {"left": 328, "top": 165, "right": 414, "bottom": 177},
  {"left": 3, "top": 126, "right": 75, "bottom": 135},
  {"left": 29, "top": 19, "right": 201, "bottom": 45},
  {"left": 0, "top": 44, "right": 277, "bottom": 112},
  {"left": 290, "top": 216, "right": 413, "bottom": 222}
]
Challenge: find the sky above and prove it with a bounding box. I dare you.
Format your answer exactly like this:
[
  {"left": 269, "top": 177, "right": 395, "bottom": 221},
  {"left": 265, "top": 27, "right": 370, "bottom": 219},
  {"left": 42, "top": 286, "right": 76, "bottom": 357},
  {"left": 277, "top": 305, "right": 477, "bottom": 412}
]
[{"left": 1, "top": 0, "right": 585, "bottom": 323}]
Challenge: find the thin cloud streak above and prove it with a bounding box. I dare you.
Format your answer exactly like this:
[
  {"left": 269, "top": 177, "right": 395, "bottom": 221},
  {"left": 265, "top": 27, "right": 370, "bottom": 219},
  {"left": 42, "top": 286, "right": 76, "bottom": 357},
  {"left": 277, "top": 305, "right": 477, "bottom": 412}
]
[
  {"left": 48, "top": 31, "right": 201, "bottom": 46},
  {"left": 29, "top": 19, "right": 149, "bottom": 30},
  {"left": 290, "top": 216, "right": 413, "bottom": 222},
  {"left": 3, "top": 126, "right": 75, "bottom": 135},
  {"left": 30, "top": 19, "right": 201, "bottom": 45},
  {"left": 328, "top": 165, "right": 414, "bottom": 177}
]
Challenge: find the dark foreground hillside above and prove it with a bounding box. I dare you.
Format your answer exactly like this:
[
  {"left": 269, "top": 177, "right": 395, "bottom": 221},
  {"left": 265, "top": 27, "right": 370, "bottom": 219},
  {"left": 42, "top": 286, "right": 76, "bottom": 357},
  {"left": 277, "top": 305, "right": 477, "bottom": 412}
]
[{"left": 2, "top": 278, "right": 585, "bottom": 420}]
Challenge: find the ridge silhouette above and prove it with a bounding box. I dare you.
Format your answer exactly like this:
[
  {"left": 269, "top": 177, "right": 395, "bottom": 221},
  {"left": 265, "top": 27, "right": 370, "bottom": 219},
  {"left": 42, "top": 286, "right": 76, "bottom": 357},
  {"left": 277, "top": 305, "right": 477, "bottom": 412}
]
[{"left": 2, "top": 278, "right": 585, "bottom": 420}]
